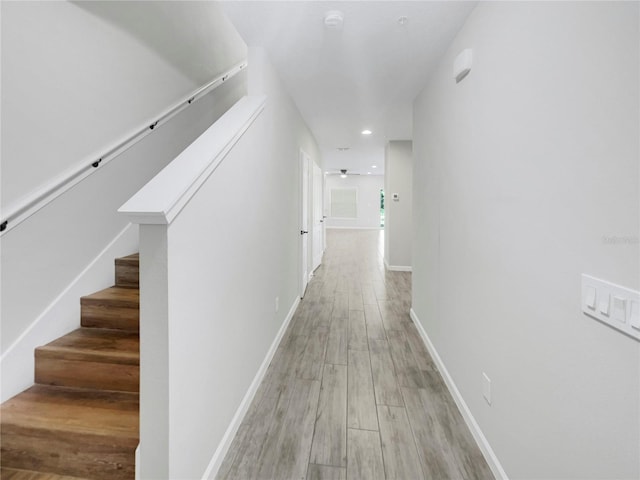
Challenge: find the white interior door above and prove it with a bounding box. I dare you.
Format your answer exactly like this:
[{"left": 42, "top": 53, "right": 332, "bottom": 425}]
[
  {"left": 300, "top": 150, "right": 310, "bottom": 297},
  {"left": 312, "top": 162, "right": 324, "bottom": 271}
]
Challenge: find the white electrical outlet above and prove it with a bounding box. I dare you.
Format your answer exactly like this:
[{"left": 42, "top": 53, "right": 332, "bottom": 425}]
[
  {"left": 482, "top": 372, "right": 491, "bottom": 405},
  {"left": 275, "top": 296, "right": 279, "bottom": 313}
]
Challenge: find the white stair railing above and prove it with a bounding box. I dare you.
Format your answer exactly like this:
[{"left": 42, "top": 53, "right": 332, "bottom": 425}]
[{"left": 1, "top": 61, "right": 247, "bottom": 236}]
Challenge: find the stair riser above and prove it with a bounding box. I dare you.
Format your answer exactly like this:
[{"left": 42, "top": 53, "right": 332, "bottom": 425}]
[
  {"left": 0, "top": 425, "right": 137, "bottom": 480},
  {"left": 35, "top": 358, "right": 139, "bottom": 393},
  {"left": 115, "top": 264, "right": 139, "bottom": 288},
  {"left": 81, "top": 304, "right": 138, "bottom": 332}
]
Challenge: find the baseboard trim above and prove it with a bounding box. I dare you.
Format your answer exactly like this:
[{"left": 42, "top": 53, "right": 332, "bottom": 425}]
[
  {"left": 384, "top": 259, "right": 412, "bottom": 272},
  {"left": 388, "top": 266, "right": 412, "bottom": 272},
  {"left": 409, "top": 308, "right": 508, "bottom": 480},
  {"left": 0, "top": 223, "right": 138, "bottom": 403},
  {"left": 203, "top": 295, "right": 301, "bottom": 479}
]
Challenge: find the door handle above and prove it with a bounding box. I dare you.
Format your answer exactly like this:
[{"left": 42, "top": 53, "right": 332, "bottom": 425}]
[{"left": 300, "top": 230, "right": 308, "bottom": 235}]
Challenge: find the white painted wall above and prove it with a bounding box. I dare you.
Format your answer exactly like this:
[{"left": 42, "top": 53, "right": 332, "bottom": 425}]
[
  {"left": 0, "top": 1, "right": 247, "bottom": 401},
  {"left": 325, "top": 175, "right": 383, "bottom": 229},
  {"left": 1, "top": 1, "right": 246, "bottom": 207},
  {"left": 384, "top": 141, "right": 412, "bottom": 270},
  {"left": 122, "top": 49, "right": 320, "bottom": 479},
  {"left": 412, "top": 2, "right": 639, "bottom": 479}
]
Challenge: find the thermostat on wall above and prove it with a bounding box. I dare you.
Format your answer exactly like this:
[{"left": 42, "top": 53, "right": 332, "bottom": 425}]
[{"left": 392, "top": 193, "right": 399, "bottom": 201}]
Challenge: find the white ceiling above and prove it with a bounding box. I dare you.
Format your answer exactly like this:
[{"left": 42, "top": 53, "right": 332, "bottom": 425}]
[{"left": 221, "top": 1, "right": 476, "bottom": 175}]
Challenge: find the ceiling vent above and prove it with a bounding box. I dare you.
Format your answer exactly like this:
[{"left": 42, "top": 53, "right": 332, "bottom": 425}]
[{"left": 324, "top": 10, "right": 344, "bottom": 29}]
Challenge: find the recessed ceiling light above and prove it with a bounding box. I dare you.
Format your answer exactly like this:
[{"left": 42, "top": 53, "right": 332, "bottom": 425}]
[
  {"left": 361, "top": 129, "right": 372, "bottom": 135},
  {"left": 367, "top": 172, "right": 372, "bottom": 175},
  {"left": 372, "top": 165, "right": 377, "bottom": 168},
  {"left": 324, "top": 10, "right": 344, "bottom": 29}
]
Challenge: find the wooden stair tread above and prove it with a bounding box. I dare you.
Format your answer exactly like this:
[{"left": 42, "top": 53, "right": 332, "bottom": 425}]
[
  {"left": 36, "top": 328, "right": 139, "bottom": 365},
  {"left": 0, "top": 467, "right": 89, "bottom": 479},
  {"left": 1, "top": 385, "right": 138, "bottom": 440},
  {"left": 114, "top": 253, "right": 138, "bottom": 266},
  {"left": 81, "top": 287, "right": 138, "bottom": 306}
]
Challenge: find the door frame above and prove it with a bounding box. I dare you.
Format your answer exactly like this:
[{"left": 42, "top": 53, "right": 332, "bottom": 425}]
[
  {"left": 300, "top": 149, "right": 311, "bottom": 298},
  {"left": 311, "top": 161, "right": 324, "bottom": 272}
]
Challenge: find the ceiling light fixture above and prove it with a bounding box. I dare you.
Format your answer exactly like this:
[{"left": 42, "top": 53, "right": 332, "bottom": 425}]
[
  {"left": 398, "top": 16, "right": 409, "bottom": 26},
  {"left": 324, "top": 10, "right": 344, "bottom": 29},
  {"left": 367, "top": 172, "right": 372, "bottom": 175},
  {"left": 361, "top": 129, "right": 372, "bottom": 135},
  {"left": 372, "top": 165, "right": 377, "bottom": 168},
  {"left": 337, "top": 147, "right": 350, "bottom": 151}
]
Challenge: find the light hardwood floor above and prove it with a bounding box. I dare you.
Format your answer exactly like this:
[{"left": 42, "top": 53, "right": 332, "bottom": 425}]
[{"left": 218, "top": 229, "right": 493, "bottom": 480}]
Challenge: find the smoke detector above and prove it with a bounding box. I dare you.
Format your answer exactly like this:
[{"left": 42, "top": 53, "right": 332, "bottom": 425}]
[{"left": 324, "top": 10, "right": 344, "bottom": 29}]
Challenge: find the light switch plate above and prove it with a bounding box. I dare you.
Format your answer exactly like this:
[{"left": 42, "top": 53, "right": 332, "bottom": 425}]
[{"left": 582, "top": 274, "right": 640, "bottom": 341}]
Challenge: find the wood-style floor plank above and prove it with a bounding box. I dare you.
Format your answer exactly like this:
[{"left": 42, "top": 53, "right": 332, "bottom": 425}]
[
  {"left": 402, "top": 387, "right": 494, "bottom": 480},
  {"left": 215, "top": 424, "right": 250, "bottom": 480},
  {"left": 377, "top": 300, "right": 405, "bottom": 332},
  {"left": 261, "top": 379, "right": 321, "bottom": 480},
  {"left": 347, "top": 350, "right": 378, "bottom": 431},
  {"left": 402, "top": 321, "right": 436, "bottom": 370},
  {"left": 219, "top": 386, "right": 293, "bottom": 479},
  {"left": 326, "top": 316, "right": 348, "bottom": 365},
  {"left": 307, "top": 464, "right": 347, "bottom": 480},
  {"left": 247, "top": 387, "right": 296, "bottom": 479},
  {"left": 310, "top": 302, "right": 334, "bottom": 330},
  {"left": 310, "top": 364, "right": 348, "bottom": 467},
  {"left": 386, "top": 329, "right": 428, "bottom": 389},
  {"left": 361, "top": 284, "right": 378, "bottom": 305},
  {"left": 369, "top": 340, "right": 404, "bottom": 407},
  {"left": 363, "top": 304, "right": 386, "bottom": 342},
  {"left": 348, "top": 290, "right": 364, "bottom": 311},
  {"left": 296, "top": 327, "right": 329, "bottom": 380},
  {"left": 333, "top": 292, "right": 349, "bottom": 319},
  {"left": 377, "top": 405, "right": 425, "bottom": 479},
  {"left": 348, "top": 310, "right": 369, "bottom": 351},
  {"left": 335, "top": 275, "right": 350, "bottom": 294},
  {"left": 346, "top": 429, "right": 385, "bottom": 480}
]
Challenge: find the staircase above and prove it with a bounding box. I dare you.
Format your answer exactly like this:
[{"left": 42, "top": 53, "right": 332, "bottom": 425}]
[{"left": 0, "top": 254, "right": 140, "bottom": 480}]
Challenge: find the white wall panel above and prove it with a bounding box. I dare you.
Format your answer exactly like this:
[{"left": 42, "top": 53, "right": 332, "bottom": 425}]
[{"left": 412, "top": 3, "right": 639, "bottom": 478}]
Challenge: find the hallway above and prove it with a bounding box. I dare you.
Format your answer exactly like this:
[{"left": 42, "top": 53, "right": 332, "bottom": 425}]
[{"left": 217, "top": 229, "right": 493, "bottom": 479}]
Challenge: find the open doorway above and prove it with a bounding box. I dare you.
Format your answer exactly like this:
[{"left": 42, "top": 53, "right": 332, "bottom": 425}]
[{"left": 380, "top": 189, "right": 385, "bottom": 227}]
